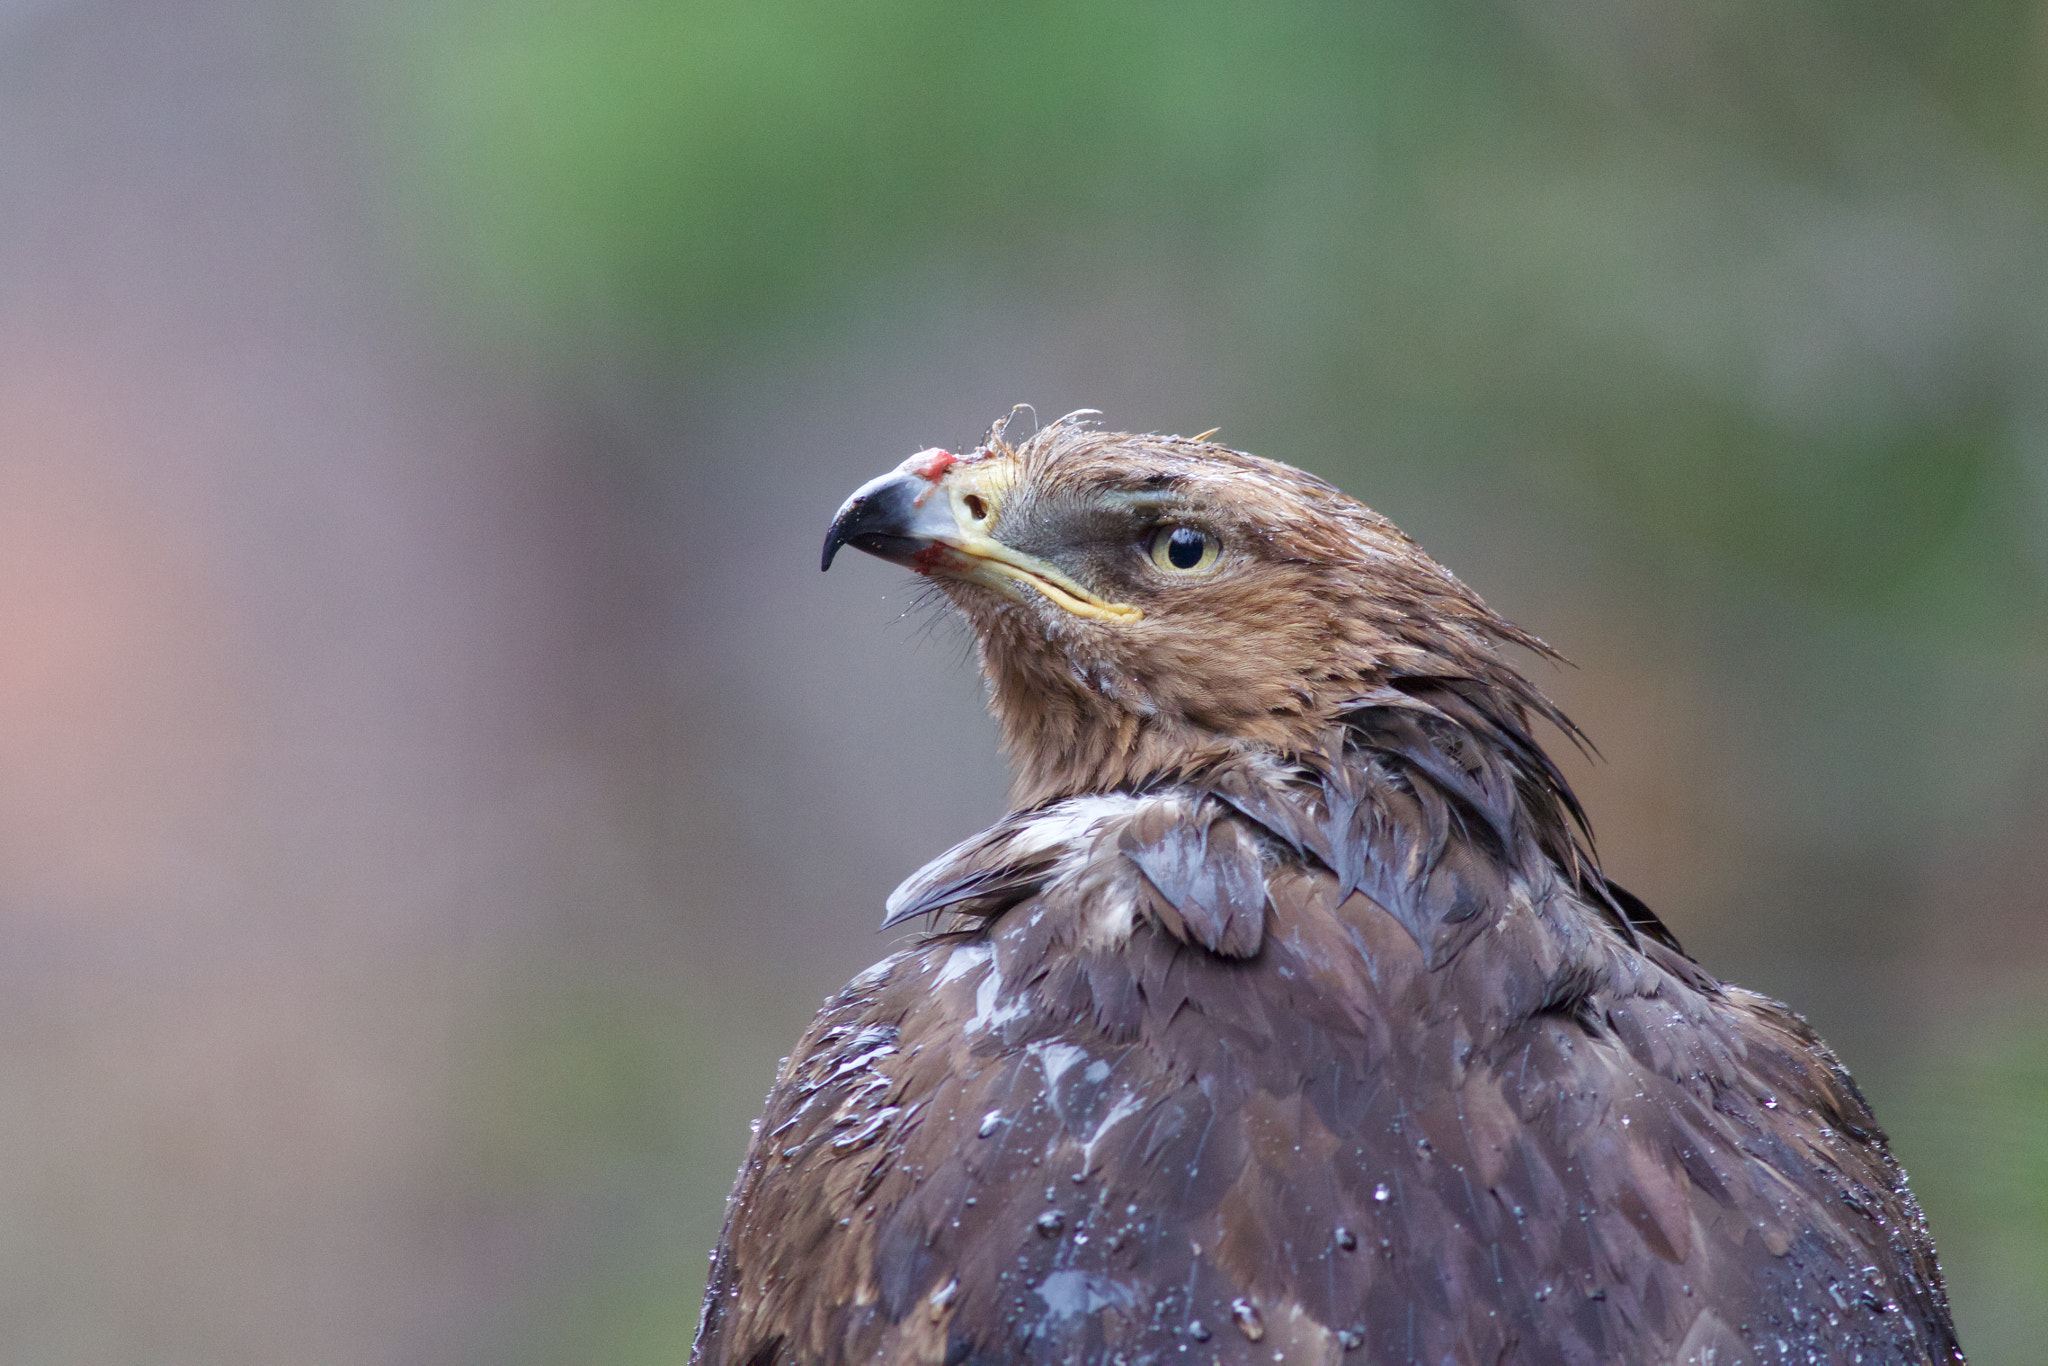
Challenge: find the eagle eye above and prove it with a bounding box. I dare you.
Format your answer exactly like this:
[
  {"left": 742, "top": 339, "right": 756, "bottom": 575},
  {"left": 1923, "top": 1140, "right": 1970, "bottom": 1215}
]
[{"left": 1147, "top": 525, "right": 1219, "bottom": 575}]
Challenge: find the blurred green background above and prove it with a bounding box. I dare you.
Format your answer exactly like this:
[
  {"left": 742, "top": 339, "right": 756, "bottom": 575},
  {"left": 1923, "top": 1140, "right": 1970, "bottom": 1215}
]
[{"left": 0, "top": 1, "right": 2042, "bottom": 1362}]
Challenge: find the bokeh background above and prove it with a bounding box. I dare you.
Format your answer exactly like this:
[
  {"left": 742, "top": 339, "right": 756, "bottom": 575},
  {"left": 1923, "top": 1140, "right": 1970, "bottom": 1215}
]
[{"left": 1, "top": 1, "right": 2043, "bottom": 1361}]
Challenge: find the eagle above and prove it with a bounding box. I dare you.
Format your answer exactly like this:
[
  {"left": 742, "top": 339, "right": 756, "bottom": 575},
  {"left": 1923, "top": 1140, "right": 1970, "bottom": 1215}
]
[{"left": 692, "top": 415, "right": 1962, "bottom": 1366}]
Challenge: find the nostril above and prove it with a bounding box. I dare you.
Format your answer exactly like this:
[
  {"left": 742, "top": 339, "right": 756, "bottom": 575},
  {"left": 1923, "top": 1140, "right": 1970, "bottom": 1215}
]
[{"left": 964, "top": 494, "right": 989, "bottom": 521}]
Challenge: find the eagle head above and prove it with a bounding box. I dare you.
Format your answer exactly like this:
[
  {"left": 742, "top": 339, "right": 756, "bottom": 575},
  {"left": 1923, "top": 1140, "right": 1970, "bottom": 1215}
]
[{"left": 823, "top": 413, "right": 1558, "bottom": 809}]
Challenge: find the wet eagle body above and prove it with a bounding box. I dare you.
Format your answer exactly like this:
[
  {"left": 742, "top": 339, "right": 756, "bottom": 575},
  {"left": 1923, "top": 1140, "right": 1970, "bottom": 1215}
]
[{"left": 694, "top": 419, "right": 1960, "bottom": 1366}]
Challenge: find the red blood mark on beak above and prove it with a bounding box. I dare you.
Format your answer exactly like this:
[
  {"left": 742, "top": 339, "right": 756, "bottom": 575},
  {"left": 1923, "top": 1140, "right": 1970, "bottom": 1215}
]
[
  {"left": 910, "top": 543, "right": 951, "bottom": 576},
  {"left": 910, "top": 448, "right": 958, "bottom": 482}
]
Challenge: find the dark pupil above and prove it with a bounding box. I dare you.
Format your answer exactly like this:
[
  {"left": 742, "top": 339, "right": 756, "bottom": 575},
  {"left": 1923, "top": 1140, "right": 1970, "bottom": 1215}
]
[{"left": 1165, "top": 527, "right": 1206, "bottom": 569}]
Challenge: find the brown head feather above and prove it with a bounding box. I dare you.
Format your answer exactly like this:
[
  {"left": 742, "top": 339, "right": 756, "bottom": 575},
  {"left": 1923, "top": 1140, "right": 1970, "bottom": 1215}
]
[{"left": 936, "top": 417, "right": 1573, "bottom": 809}]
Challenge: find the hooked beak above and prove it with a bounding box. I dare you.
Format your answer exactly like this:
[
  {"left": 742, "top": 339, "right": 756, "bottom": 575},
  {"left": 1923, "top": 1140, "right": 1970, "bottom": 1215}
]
[{"left": 822, "top": 448, "right": 1141, "bottom": 624}]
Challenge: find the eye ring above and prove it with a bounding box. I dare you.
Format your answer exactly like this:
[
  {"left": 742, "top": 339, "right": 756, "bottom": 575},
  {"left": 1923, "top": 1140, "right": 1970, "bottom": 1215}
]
[{"left": 1147, "top": 525, "right": 1220, "bottom": 575}]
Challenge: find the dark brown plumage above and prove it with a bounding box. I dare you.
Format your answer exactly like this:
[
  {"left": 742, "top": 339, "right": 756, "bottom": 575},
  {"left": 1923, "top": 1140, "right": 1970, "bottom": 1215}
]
[{"left": 693, "top": 416, "right": 1962, "bottom": 1365}]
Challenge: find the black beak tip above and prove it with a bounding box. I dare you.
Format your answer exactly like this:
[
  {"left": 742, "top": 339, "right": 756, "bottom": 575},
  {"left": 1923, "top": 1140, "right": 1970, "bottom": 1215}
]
[
  {"left": 821, "top": 494, "right": 865, "bottom": 572},
  {"left": 823, "top": 473, "right": 925, "bottom": 573}
]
